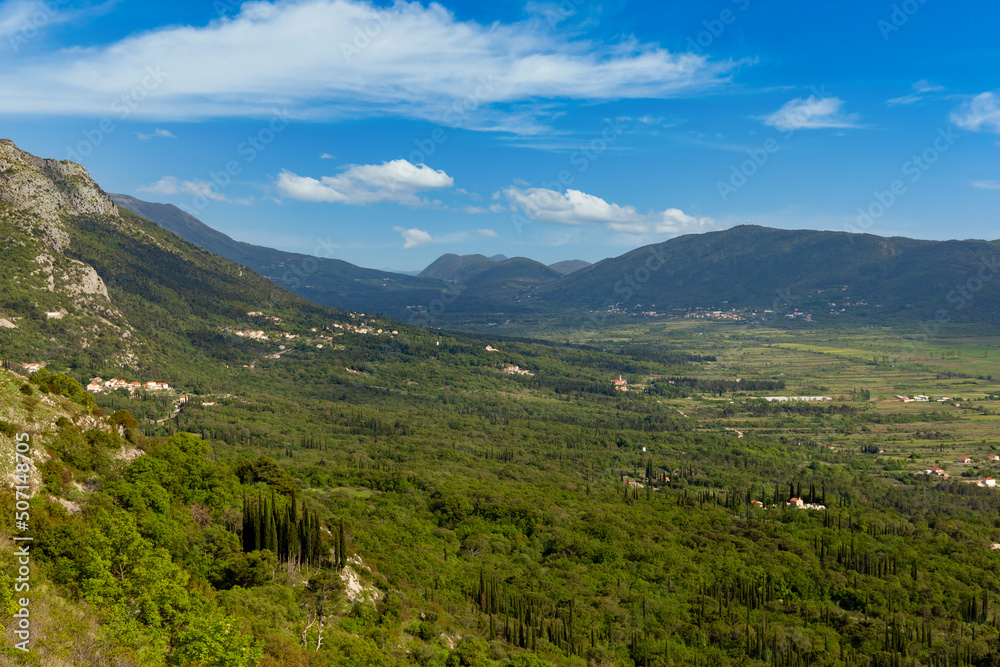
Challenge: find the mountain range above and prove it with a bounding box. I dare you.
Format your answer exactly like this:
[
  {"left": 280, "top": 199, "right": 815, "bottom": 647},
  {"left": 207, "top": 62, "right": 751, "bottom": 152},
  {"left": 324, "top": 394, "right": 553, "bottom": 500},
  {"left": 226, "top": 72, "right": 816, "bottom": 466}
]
[
  {"left": 5, "top": 139, "right": 999, "bottom": 341},
  {"left": 114, "top": 191, "right": 1000, "bottom": 327},
  {"left": 110, "top": 195, "right": 596, "bottom": 322}
]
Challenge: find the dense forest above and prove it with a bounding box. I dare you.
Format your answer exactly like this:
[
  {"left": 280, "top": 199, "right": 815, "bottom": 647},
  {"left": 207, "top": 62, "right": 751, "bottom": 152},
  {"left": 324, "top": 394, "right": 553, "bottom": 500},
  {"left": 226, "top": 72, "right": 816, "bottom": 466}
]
[{"left": 7, "top": 319, "right": 1000, "bottom": 666}]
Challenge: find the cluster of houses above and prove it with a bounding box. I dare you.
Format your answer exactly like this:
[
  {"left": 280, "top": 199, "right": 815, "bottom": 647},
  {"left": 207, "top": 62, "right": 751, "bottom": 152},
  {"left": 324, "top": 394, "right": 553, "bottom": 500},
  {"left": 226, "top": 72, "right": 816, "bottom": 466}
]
[
  {"left": 921, "top": 456, "right": 1000, "bottom": 484},
  {"left": 86, "top": 377, "right": 170, "bottom": 394},
  {"left": 246, "top": 312, "right": 282, "bottom": 323},
  {"left": 18, "top": 362, "right": 45, "bottom": 373},
  {"left": 895, "top": 395, "right": 950, "bottom": 403},
  {"left": 785, "top": 498, "right": 826, "bottom": 510},
  {"left": 234, "top": 330, "right": 269, "bottom": 341},
  {"left": 684, "top": 309, "right": 746, "bottom": 321},
  {"left": 502, "top": 364, "right": 534, "bottom": 377},
  {"left": 745, "top": 498, "right": 827, "bottom": 510},
  {"left": 330, "top": 322, "right": 398, "bottom": 336},
  {"left": 623, "top": 477, "right": 669, "bottom": 489},
  {"left": 762, "top": 396, "right": 832, "bottom": 403}
]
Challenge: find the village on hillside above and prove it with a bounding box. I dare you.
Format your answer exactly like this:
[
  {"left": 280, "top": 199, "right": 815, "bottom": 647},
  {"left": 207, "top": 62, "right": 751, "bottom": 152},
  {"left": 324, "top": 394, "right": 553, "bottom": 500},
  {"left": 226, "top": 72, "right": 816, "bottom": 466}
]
[
  {"left": 9, "top": 362, "right": 172, "bottom": 395},
  {"left": 85, "top": 377, "right": 171, "bottom": 394}
]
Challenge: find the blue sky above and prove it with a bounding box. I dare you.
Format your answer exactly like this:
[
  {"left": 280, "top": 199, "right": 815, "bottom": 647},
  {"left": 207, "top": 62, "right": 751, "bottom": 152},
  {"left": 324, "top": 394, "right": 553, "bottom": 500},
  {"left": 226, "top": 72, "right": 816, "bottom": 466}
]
[{"left": 2, "top": 0, "right": 999, "bottom": 271}]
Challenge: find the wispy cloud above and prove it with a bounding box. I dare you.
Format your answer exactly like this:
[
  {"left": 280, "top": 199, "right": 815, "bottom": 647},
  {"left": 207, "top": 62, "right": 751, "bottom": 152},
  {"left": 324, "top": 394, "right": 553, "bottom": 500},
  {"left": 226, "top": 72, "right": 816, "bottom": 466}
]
[
  {"left": 320, "top": 153, "right": 335, "bottom": 159},
  {"left": 887, "top": 79, "right": 945, "bottom": 106},
  {"left": 762, "top": 96, "right": 860, "bottom": 131},
  {"left": 0, "top": 0, "right": 44, "bottom": 39},
  {"left": 137, "top": 175, "right": 235, "bottom": 203},
  {"left": 0, "top": 0, "right": 741, "bottom": 134},
  {"left": 136, "top": 128, "right": 175, "bottom": 140},
  {"left": 972, "top": 180, "right": 1000, "bottom": 190},
  {"left": 503, "top": 185, "right": 716, "bottom": 236},
  {"left": 0, "top": 0, "right": 118, "bottom": 44},
  {"left": 951, "top": 92, "right": 1000, "bottom": 133},
  {"left": 277, "top": 159, "right": 454, "bottom": 206}
]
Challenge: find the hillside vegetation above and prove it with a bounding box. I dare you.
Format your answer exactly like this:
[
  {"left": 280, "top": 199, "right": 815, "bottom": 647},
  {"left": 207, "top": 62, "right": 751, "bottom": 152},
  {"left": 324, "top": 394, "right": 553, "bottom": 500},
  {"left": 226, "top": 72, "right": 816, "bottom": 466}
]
[{"left": 5, "top": 142, "right": 1000, "bottom": 666}]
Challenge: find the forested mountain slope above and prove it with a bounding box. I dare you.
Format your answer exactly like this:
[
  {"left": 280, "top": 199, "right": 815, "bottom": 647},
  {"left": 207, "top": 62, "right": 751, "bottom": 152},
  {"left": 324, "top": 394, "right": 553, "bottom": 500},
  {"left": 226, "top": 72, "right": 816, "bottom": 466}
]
[
  {"left": 110, "top": 193, "right": 450, "bottom": 318},
  {"left": 534, "top": 225, "right": 1000, "bottom": 322}
]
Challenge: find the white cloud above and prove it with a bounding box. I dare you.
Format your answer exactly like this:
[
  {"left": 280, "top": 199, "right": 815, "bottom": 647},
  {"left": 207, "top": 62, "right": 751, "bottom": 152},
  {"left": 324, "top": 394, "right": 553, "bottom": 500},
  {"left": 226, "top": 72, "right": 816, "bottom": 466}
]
[
  {"left": 463, "top": 206, "right": 488, "bottom": 214},
  {"left": 390, "top": 226, "right": 498, "bottom": 249},
  {"left": 277, "top": 159, "right": 453, "bottom": 206},
  {"left": 137, "top": 175, "right": 230, "bottom": 202},
  {"left": 505, "top": 186, "right": 640, "bottom": 226},
  {"left": 136, "top": 128, "right": 176, "bottom": 140},
  {"left": 886, "top": 93, "right": 921, "bottom": 107},
  {"left": 0, "top": 0, "right": 44, "bottom": 39},
  {"left": 887, "top": 80, "right": 946, "bottom": 106},
  {"left": 393, "top": 226, "right": 432, "bottom": 249},
  {"left": 320, "top": 153, "right": 335, "bottom": 159},
  {"left": 914, "top": 80, "right": 944, "bottom": 93},
  {"left": 763, "top": 96, "right": 860, "bottom": 131},
  {"left": 972, "top": 180, "right": 1000, "bottom": 190},
  {"left": 504, "top": 186, "right": 715, "bottom": 236},
  {"left": 951, "top": 92, "right": 1000, "bottom": 133},
  {"left": 0, "top": 0, "right": 739, "bottom": 133},
  {"left": 0, "top": 0, "right": 117, "bottom": 44}
]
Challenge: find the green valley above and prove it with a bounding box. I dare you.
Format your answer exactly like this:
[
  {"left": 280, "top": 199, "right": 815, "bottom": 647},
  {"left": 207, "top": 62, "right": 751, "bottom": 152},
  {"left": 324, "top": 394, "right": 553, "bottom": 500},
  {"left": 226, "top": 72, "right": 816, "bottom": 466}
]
[{"left": 4, "top": 142, "right": 1000, "bottom": 667}]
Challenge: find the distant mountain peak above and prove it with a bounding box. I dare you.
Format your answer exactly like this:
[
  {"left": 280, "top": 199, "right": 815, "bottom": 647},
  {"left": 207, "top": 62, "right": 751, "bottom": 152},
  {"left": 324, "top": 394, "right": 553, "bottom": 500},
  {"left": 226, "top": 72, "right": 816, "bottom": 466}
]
[
  {"left": 419, "top": 253, "right": 496, "bottom": 281},
  {"left": 548, "top": 259, "right": 591, "bottom": 276}
]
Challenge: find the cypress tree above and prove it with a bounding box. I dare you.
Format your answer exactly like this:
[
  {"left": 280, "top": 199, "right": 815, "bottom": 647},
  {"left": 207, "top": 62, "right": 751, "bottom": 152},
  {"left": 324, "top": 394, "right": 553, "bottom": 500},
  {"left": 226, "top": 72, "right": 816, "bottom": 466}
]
[
  {"left": 264, "top": 497, "right": 278, "bottom": 553},
  {"left": 255, "top": 492, "right": 264, "bottom": 551},
  {"left": 241, "top": 494, "right": 252, "bottom": 552},
  {"left": 313, "top": 514, "right": 322, "bottom": 564},
  {"left": 300, "top": 508, "right": 312, "bottom": 565},
  {"left": 288, "top": 506, "right": 300, "bottom": 565},
  {"left": 339, "top": 517, "right": 347, "bottom": 568}
]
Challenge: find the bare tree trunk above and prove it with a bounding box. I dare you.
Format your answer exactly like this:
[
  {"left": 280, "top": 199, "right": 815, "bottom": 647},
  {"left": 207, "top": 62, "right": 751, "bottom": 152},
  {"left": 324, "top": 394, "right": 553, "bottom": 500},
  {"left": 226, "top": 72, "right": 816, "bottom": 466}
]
[{"left": 301, "top": 614, "right": 316, "bottom": 647}]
